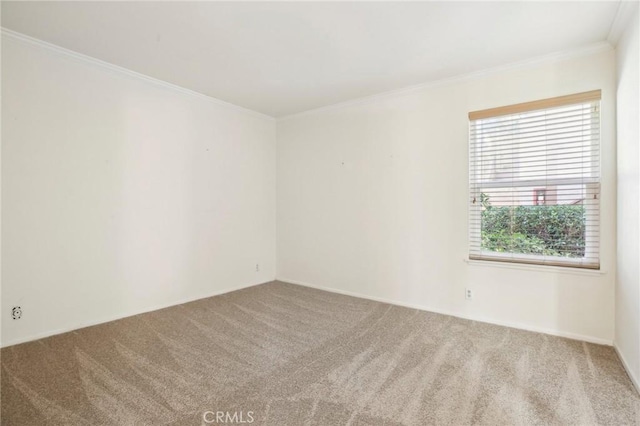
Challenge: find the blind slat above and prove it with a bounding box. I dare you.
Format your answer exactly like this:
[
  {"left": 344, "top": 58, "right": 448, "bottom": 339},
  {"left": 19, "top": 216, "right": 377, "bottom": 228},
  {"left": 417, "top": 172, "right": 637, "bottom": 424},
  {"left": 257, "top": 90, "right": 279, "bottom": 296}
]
[
  {"left": 471, "top": 122, "right": 599, "bottom": 139},
  {"left": 469, "top": 130, "right": 600, "bottom": 147},
  {"left": 469, "top": 109, "right": 597, "bottom": 133}
]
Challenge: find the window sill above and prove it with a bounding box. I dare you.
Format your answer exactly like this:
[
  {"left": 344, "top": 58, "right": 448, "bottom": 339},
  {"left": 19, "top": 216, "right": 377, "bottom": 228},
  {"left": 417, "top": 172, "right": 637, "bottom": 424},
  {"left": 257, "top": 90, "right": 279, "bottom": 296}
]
[{"left": 463, "top": 258, "right": 607, "bottom": 276}]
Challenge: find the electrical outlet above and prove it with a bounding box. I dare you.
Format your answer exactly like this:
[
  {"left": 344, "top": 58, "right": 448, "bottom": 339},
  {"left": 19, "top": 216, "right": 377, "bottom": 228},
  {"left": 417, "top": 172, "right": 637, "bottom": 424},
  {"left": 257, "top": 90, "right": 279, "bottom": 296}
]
[
  {"left": 12, "top": 306, "right": 22, "bottom": 320},
  {"left": 465, "top": 289, "right": 473, "bottom": 300},
  {"left": 256, "top": 263, "right": 260, "bottom": 272}
]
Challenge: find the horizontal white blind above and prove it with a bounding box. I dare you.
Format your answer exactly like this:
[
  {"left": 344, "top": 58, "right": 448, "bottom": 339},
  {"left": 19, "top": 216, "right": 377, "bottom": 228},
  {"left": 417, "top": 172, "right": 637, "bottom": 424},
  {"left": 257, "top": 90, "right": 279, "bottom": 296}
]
[{"left": 469, "top": 91, "right": 601, "bottom": 269}]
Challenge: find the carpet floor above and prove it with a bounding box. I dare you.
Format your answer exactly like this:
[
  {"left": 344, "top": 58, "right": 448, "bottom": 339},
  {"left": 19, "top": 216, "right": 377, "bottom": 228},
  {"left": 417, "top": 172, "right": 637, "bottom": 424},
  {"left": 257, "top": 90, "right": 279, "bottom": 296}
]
[{"left": 1, "top": 281, "right": 639, "bottom": 425}]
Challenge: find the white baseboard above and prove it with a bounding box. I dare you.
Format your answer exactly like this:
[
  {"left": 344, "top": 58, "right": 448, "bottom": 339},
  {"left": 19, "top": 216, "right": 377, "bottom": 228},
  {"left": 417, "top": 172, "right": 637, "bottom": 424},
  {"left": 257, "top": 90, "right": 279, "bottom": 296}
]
[
  {"left": 5, "top": 277, "right": 614, "bottom": 349},
  {"left": 277, "top": 277, "right": 613, "bottom": 346},
  {"left": 1, "top": 279, "right": 272, "bottom": 348},
  {"left": 614, "top": 343, "right": 640, "bottom": 395}
]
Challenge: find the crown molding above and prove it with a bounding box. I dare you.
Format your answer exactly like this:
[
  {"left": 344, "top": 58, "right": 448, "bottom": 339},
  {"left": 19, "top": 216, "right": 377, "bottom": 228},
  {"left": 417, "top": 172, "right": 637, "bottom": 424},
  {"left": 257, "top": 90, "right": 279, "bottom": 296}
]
[
  {"left": 0, "top": 27, "right": 615, "bottom": 123},
  {"left": 278, "top": 41, "right": 613, "bottom": 121},
  {"left": 1, "top": 27, "right": 275, "bottom": 121},
  {"left": 607, "top": 1, "right": 640, "bottom": 46}
]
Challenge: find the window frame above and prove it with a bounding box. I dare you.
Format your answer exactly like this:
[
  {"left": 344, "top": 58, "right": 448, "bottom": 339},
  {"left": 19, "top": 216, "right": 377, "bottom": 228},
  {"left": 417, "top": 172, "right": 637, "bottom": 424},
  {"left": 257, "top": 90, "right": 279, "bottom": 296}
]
[{"left": 468, "top": 91, "right": 601, "bottom": 270}]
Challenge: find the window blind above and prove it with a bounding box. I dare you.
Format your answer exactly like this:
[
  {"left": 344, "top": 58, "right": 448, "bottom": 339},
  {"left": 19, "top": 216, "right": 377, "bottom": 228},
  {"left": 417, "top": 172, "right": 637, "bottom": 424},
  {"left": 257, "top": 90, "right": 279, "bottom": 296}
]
[{"left": 468, "top": 90, "right": 601, "bottom": 269}]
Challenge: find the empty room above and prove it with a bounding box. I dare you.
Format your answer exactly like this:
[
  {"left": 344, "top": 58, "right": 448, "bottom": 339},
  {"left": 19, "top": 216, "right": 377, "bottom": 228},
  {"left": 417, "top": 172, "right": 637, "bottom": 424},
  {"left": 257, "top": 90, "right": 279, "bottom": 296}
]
[{"left": 1, "top": 1, "right": 639, "bottom": 425}]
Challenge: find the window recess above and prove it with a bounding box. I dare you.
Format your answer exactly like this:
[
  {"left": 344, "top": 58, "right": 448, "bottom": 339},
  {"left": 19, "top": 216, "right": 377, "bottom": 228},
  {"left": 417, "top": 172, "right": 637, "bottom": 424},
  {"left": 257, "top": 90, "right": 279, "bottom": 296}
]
[{"left": 468, "top": 90, "right": 601, "bottom": 270}]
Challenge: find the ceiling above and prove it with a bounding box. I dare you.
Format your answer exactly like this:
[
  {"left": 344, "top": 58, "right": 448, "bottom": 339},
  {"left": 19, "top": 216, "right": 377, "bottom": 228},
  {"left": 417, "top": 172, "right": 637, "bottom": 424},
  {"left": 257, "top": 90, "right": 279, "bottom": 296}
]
[{"left": 1, "top": 1, "right": 621, "bottom": 117}]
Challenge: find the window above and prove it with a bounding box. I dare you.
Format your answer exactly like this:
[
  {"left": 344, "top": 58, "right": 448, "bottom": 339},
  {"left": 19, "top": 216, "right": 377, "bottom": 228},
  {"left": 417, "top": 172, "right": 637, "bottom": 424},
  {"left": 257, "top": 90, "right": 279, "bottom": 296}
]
[
  {"left": 533, "top": 189, "right": 547, "bottom": 205},
  {"left": 469, "top": 90, "right": 601, "bottom": 269}
]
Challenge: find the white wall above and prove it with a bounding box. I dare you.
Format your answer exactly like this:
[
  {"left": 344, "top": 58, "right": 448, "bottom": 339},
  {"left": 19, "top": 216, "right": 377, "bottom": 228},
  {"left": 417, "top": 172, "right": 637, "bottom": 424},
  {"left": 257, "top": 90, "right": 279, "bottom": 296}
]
[
  {"left": 615, "top": 8, "right": 640, "bottom": 388},
  {"left": 277, "top": 49, "right": 617, "bottom": 344},
  {"left": 1, "top": 27, "right": 627, "bottom": 351},
  {"left": 1, "top": 35, "right": 277, "bottom": 346}
]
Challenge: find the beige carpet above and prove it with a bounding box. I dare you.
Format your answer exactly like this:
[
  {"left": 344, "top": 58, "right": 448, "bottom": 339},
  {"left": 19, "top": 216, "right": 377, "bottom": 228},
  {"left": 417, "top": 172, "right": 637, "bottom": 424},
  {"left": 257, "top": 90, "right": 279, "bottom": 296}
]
[{"left": 1, "top": 281, "right": 639, "bottom": 425}]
